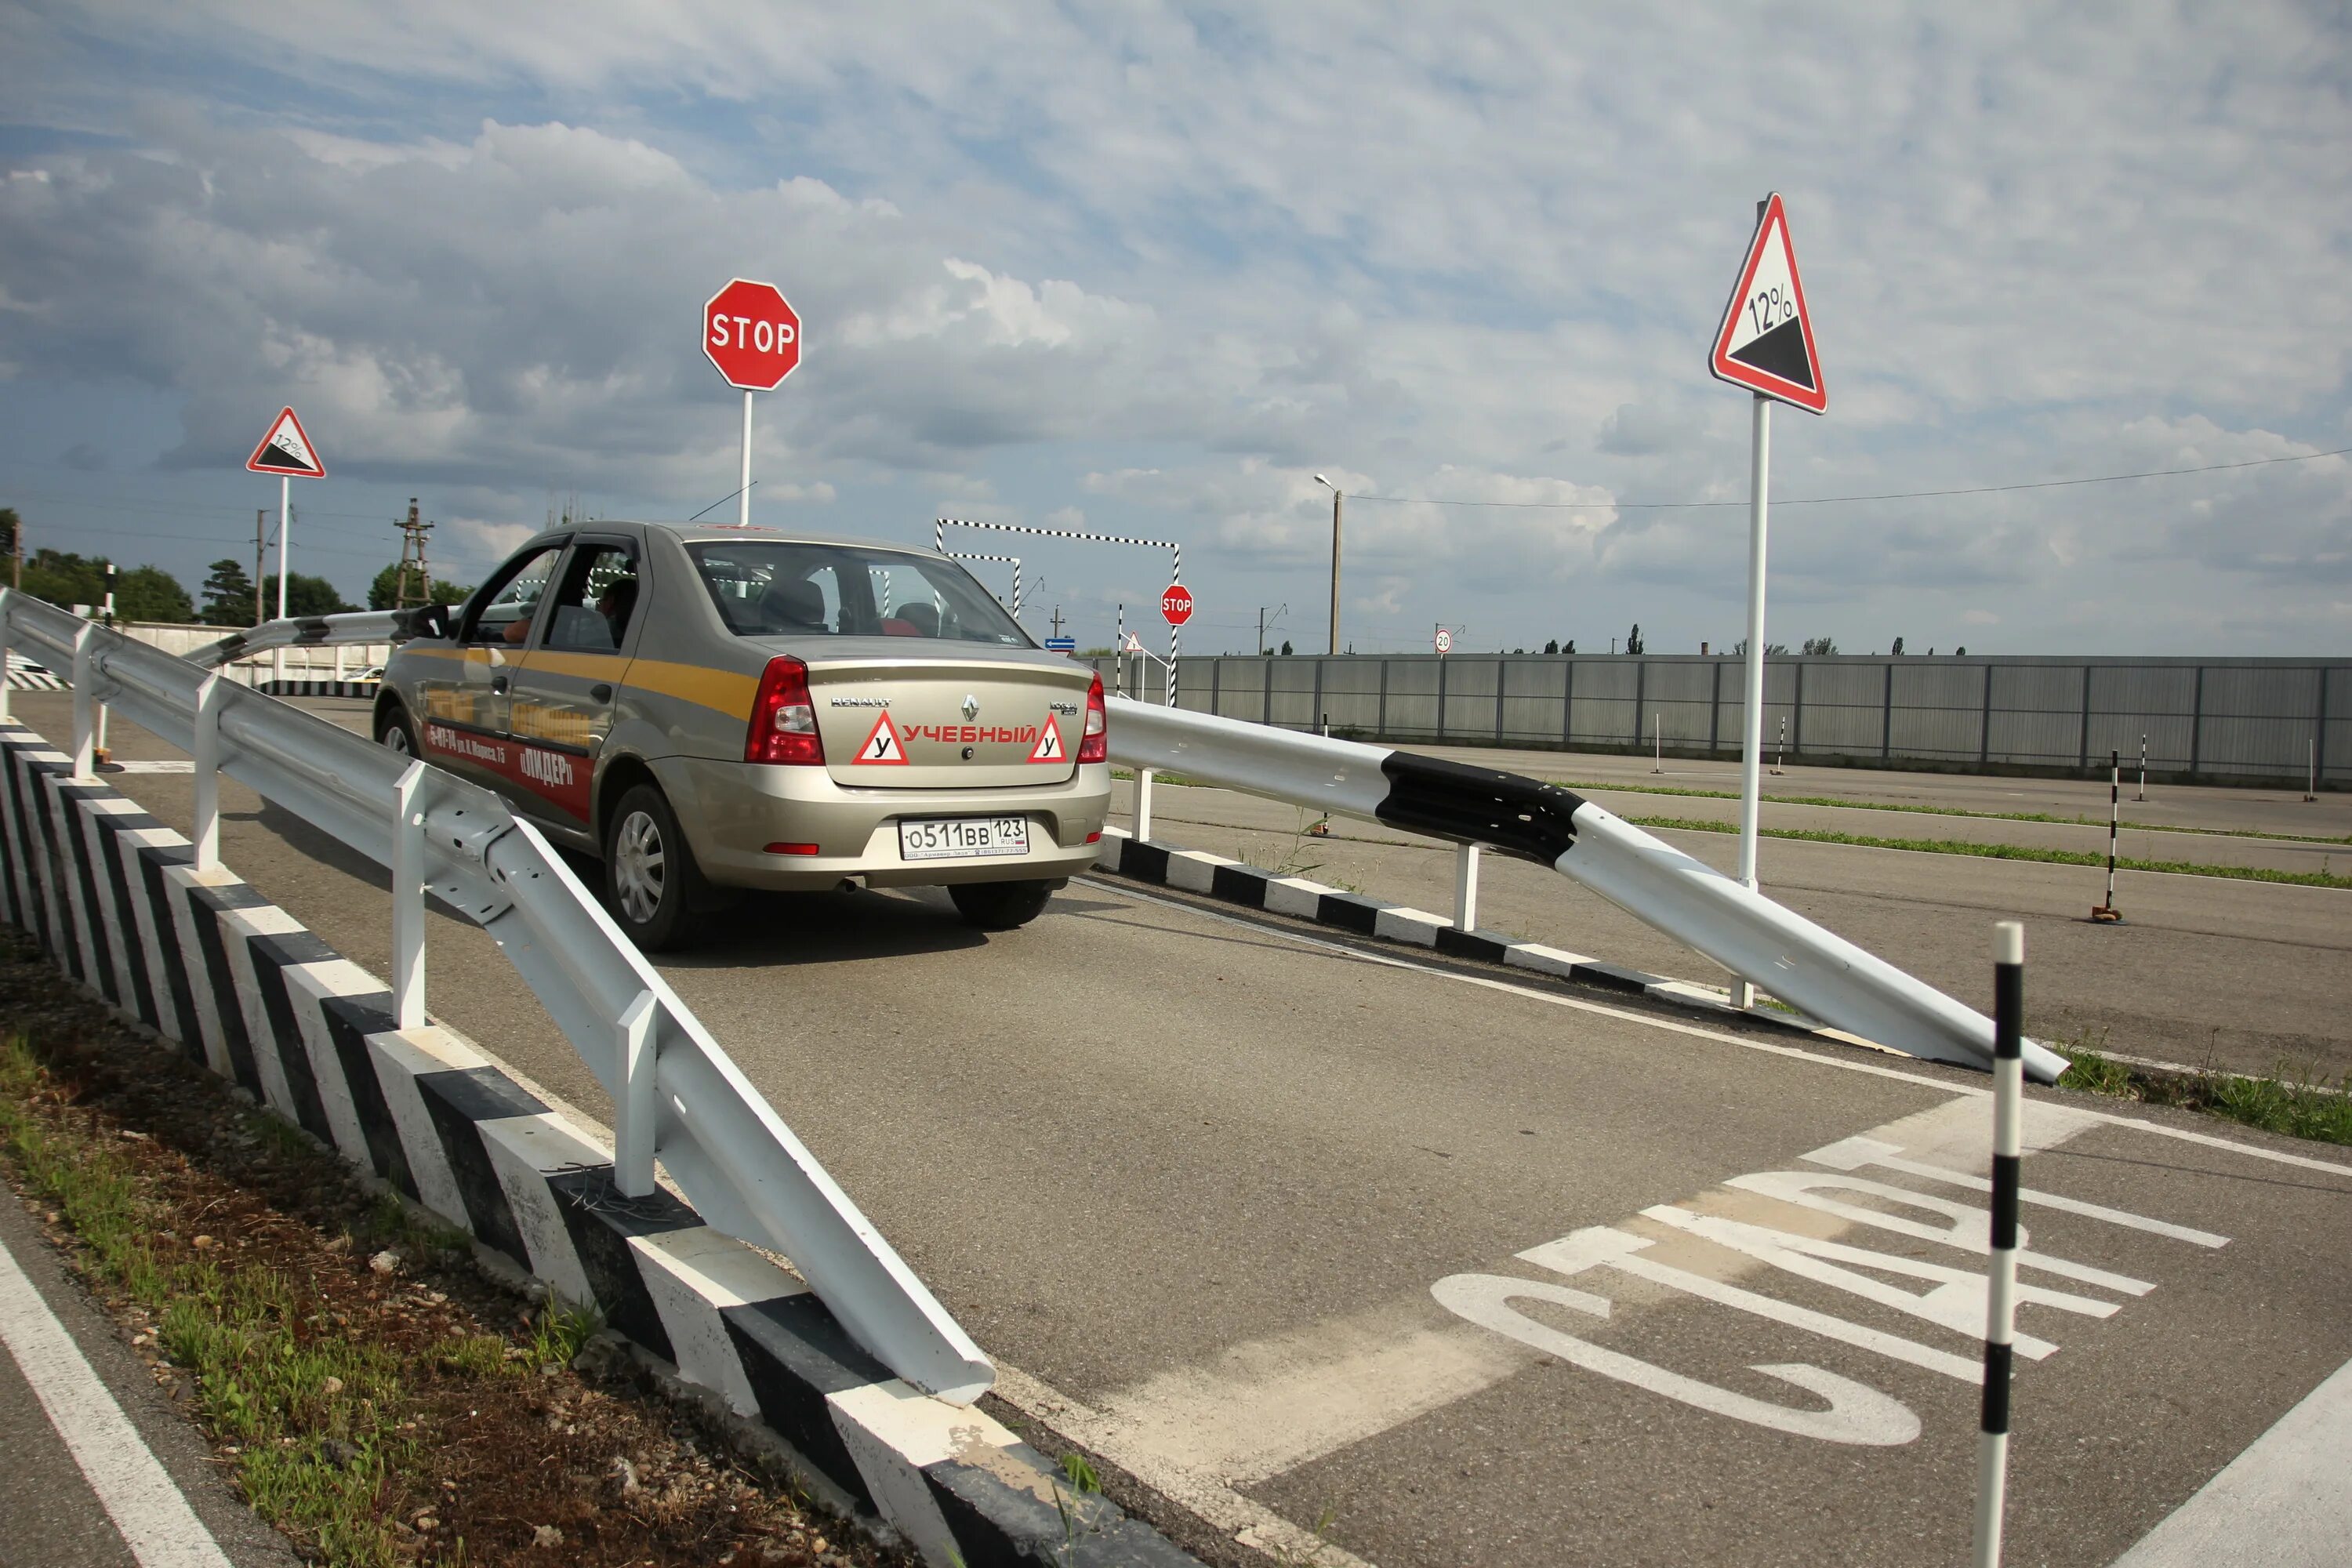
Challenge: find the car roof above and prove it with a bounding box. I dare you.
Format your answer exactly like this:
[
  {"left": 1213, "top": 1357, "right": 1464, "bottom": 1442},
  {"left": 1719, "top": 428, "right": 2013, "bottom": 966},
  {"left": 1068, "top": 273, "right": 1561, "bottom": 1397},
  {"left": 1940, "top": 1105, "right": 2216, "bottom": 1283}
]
[{"left": 538, "top": 518, "right": 946, "bottom": 556}]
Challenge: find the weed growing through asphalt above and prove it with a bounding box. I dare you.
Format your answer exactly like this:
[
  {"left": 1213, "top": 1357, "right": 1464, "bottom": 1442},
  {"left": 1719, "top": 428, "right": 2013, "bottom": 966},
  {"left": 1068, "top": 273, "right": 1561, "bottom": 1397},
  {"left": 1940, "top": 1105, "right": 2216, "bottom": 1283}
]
[
  {"left": 2053, "top": 1036, "right": 2352, "bottom": 1146},
  {"left": 1617, "top": 815, "right": 2352, "bottom": 890}
]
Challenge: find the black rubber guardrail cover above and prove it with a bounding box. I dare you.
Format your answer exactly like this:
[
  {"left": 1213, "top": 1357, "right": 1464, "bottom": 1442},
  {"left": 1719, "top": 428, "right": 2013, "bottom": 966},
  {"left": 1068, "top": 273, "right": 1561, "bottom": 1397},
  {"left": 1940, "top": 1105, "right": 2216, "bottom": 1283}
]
[{"left": 1374, "top": 753, "right": 1586, "bottom": 864}]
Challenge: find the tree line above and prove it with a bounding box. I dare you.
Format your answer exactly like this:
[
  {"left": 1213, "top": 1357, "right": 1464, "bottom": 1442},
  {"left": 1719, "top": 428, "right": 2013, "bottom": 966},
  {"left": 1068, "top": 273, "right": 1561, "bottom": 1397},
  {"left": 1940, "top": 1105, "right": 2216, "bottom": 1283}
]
[{"left": 1, "top": 506, "right": 470, "bottom": 629}]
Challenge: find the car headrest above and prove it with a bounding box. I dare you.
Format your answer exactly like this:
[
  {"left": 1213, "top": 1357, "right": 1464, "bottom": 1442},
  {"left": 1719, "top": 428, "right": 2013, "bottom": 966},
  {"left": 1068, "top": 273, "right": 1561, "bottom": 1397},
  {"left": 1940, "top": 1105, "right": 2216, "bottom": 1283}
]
[{"left": 760, "top": 575, "right": 827, "bottom": 628}]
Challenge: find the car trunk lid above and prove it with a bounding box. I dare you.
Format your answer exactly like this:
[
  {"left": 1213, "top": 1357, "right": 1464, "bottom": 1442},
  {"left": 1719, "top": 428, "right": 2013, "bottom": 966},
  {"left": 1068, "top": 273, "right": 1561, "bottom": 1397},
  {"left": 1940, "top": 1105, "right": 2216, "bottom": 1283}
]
[{"left": 799, "top": 643, "right": 1092, "bottom": 788}]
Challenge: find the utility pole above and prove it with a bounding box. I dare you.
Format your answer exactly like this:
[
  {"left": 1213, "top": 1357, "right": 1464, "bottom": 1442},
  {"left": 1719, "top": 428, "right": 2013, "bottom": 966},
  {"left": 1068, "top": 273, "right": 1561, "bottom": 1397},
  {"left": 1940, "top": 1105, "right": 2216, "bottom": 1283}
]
[
  {"left": 392, "top": 498, "right": 434, "bottom": 609},
  {"left": 1257, "top": 602, "right": 1287, "bottom": 656},
  {"left": 1315, "top": 476, "right": 1343, "bottom": 654},
  {"left": 253, "top": 510, "right": 266, "bottom": 626},
  {"left": 1049, "top": 604, "right": 1065, "bottom": 641},
  {"left": 10, "top": 511, "right": 20, "bottom": 590}
]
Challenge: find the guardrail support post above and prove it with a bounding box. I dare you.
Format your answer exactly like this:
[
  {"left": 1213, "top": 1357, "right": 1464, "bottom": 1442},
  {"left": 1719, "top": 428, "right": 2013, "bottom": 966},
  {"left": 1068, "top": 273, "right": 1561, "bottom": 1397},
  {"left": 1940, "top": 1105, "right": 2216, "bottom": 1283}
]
[
  {"left": 614, "top": 990, "right": 660, "bottom": 1198},
  {"left": 1454, "top": 842, "right": 1481, "bottom": 932},
  {"left": 192, "top": 674, "right": 224, "bottom": 872},
  {"left": 1135, "top": 767, "right": 1155, "bottom": 842},
  {"left": 71, "top": 622, "right": 97, "bottom": 779},
  {"left": 390, "top": 760, "right": 427, "bottom": 1029},
  {"left": 0, "top": 590, "right": 13, "bottom": 724}
]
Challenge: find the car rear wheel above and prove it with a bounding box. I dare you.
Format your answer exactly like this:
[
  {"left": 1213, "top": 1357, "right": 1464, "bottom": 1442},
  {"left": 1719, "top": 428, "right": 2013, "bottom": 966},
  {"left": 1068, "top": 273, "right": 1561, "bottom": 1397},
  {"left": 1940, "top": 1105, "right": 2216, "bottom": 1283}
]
[
  {"left": 376, "top": 705, "right": 420, "bottom": 757},
  {"left": 605, "top": 783, "right": 708, "bottom": 952},
  {"left": 947, "top": 879, "right": 1057, "bottom": 931}
]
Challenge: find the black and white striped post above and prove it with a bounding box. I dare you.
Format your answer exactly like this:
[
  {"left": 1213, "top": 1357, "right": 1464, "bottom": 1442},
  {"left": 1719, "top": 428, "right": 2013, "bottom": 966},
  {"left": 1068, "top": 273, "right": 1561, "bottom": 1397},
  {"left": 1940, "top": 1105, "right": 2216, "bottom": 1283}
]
[
  {"left": 938, "top": 516, "right": 1180, "bottom": 705},
  {"left": 1973, "top": 918, "right": 2027, "bottom": 1568},
  {"left": 2091, "top": 749, "right": 2122, "bottom": 922}
]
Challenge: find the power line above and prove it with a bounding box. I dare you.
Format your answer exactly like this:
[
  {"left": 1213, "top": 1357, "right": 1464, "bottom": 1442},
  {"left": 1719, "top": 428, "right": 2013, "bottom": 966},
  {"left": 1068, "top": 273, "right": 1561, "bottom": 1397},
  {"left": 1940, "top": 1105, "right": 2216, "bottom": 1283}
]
[{"left": 1347, "top": 445, "right": 2352, "bottom": 512}]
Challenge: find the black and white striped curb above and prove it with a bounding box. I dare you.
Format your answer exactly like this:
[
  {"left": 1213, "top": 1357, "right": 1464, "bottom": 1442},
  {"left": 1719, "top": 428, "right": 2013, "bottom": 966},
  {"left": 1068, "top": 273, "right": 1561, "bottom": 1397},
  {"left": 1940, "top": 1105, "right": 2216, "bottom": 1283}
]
[
  {"left": 1092, "top": 826, "right": 1835, "bottom": 1033},
  {"left": 0, "top": 721, "right": 1197, "bottom": 1568},
  {"left": 256, "top": 679, "right": 381, "bottom": 699},
  {"left": 5, "top": 652, "right": 67, "bottom": 691}
]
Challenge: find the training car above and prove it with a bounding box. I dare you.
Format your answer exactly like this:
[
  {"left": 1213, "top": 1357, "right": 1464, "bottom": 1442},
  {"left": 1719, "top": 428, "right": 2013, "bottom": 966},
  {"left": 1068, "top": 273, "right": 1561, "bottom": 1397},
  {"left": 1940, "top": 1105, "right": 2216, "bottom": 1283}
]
[{"left": 374, "top": 520, "right": 1110, "bottom": 949}]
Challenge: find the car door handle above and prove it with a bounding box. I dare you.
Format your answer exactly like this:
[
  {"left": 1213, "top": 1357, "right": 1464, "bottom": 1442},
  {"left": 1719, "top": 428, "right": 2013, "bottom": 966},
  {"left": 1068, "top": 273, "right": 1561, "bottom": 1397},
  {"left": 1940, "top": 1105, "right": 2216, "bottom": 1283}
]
[
  {"left": 590, "top": 684, "right": 612, "bottom": 702},
  {"left": 490, "top": 675, "right": 509, "bottom": 693}
]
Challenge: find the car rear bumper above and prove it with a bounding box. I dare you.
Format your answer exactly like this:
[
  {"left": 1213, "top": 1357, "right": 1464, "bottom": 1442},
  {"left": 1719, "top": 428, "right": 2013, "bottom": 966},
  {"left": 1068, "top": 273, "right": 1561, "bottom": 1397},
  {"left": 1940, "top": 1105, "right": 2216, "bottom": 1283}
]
[{"left": 652, "top": 754, "right": 1112, "bottom": 890}]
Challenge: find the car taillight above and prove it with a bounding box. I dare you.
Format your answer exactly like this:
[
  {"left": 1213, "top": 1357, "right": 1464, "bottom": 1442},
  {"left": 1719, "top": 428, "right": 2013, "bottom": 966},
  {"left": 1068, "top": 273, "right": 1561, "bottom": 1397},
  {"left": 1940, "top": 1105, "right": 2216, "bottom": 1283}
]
[
  {"left": 1077, "top": 671, "right": 1108, "bottom": 764},
  {"left": 746, "top": 656, "right": 824, "bottom": 764}
]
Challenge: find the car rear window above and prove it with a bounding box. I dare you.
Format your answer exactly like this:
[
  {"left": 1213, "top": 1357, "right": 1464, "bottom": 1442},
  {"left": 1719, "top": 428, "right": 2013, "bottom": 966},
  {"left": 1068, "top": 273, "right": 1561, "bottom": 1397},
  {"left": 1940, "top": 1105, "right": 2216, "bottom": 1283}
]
[{"left": 687, "top": 542, "right": 1033, "bottom": 646}]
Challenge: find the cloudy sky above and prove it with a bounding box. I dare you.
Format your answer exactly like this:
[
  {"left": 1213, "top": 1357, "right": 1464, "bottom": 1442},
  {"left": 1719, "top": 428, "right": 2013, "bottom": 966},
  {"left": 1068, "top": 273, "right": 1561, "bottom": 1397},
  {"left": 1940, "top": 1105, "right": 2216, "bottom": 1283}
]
[{"left": 2, "top": 2, "right": 2347, "bottom": 655}]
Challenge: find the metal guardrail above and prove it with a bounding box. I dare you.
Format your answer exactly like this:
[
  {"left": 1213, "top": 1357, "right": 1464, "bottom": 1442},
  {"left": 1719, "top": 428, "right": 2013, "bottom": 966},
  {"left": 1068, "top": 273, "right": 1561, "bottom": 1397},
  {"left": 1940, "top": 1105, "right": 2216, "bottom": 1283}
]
[
  {"left": 1105, "top": 696, "right": 2071, "bottom": 1083},
  {"left": 0, "top": 591, "right": 993, "bottom": 1403}
]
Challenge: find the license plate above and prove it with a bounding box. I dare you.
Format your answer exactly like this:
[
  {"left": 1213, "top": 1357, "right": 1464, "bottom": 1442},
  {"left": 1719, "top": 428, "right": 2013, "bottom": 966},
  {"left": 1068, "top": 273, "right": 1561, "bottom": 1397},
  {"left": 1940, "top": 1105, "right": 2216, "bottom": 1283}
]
[{"left": 898, "top": 815, "right": 1029, "bottom": 861}]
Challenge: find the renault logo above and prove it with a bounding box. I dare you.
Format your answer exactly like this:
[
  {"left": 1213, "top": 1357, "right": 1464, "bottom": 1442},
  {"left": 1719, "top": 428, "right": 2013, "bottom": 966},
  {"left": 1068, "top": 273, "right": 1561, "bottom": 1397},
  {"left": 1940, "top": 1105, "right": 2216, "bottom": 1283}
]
[{"left": 960, "top": 695, "right": 980, "bottom": 720}]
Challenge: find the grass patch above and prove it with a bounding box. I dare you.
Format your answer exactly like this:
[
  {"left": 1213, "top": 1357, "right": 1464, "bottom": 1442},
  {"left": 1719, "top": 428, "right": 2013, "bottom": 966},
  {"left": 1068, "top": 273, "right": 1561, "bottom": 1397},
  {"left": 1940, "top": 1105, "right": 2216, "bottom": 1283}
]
[
  {"left": 2055, "top": 1039, "right": 2352, "bottom": 1146},
  {"left": 1554, "top": 777, "right": 2352, "bottom": 846},
  {"left": 1620, "top": 815, "right": 2352, "bottom": 890},
  {"left": 0, "top": 1032, "right": 411, "bottom": 1564}
]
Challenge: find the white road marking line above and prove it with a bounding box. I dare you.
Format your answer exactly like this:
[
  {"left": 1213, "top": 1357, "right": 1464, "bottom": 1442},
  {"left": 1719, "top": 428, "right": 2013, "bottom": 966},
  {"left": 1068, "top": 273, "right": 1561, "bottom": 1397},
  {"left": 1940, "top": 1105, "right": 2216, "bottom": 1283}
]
[
  {"left": 1803, "top": 1136, "right": 2232, "bottom": 1247},
  {"left": 0, "top": 1229, "right": 234, "bottom": 1567},
  {"left": 989, "top": 1363, "right": 1382, "bottom": 1568},
  {"left": 1080, "top": 877, "right": 2352, "bottom": 1178},
  {"left": 2107, "top": 1355, "right": 2352, "bottom": 1566},
  {"left": 1083, "top": 1298, "right": 1535, "bottom": 1486}
]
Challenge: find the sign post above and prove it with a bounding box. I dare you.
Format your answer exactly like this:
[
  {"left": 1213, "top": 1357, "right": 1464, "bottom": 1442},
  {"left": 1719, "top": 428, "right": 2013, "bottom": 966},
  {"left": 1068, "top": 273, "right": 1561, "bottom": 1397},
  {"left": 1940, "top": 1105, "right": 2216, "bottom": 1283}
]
[
  {"left": 1160, "top": 582, "right": 1192, "bottom": 709},
  {"left": 703, "top": 279, "right": 803, "bottom": 527},
  {"left": 1708, "top": 192, "right": 1825, "bottom": 1007},
  {"left": 245, "top": 406, "right": 327, "bottom": 687}
]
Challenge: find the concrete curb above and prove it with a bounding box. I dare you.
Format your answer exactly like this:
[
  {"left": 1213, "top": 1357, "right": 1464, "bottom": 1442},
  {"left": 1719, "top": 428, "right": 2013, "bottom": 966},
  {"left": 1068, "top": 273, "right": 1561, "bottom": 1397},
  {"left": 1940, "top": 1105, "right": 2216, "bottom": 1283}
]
[
  {"left": 1092, "top": 825, "right": 1849, "bottom": 1040},
  {"left": 0, "top": 723, "right": 1197, "bottom": 1568},
  {"left": 255, "top": 679, "right": 381, "bottom": 699}
]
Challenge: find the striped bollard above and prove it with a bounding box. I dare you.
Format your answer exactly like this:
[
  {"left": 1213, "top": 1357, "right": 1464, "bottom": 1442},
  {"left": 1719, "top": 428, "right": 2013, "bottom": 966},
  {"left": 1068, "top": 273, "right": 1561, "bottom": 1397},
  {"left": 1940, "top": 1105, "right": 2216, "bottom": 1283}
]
[
  {"left": 1973, "top": 920, "right": 2026, "bottom": 1568},
  {"left": 2090, "top": 750, "right": 2122, "bottom": 922}
]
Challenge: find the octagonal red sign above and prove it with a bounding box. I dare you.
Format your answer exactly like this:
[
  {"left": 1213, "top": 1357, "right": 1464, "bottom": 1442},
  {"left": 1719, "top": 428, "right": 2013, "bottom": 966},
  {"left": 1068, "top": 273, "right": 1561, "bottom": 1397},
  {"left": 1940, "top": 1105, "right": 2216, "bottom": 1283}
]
[
  {"left": 704, "top": 278, "right": 802, "bottom": 390},
  {"left": 1161, "top": 583, "right": 1194, "bottom": 626}
]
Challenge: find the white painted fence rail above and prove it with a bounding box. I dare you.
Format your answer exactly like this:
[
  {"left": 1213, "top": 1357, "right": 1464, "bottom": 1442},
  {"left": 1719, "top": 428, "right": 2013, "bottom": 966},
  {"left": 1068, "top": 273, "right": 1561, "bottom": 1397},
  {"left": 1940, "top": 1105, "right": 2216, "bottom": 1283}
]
[
  {"left": 0, "top": 591, "right": 993, "bottom": 1403},
  {"left": 1105, "top": 695, "right": 2071, "bottom": 1083}
]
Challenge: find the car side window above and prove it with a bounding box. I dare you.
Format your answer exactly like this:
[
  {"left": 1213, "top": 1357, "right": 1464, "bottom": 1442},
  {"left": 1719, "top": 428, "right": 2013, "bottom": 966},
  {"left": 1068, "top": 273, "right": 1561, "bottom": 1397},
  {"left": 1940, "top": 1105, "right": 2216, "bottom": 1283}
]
[
  {"left": 464, "top": 546, "right": 562, "bottom": 645},
  {"left": 543, "top": 545, "right": 640, "bottom": 654}
]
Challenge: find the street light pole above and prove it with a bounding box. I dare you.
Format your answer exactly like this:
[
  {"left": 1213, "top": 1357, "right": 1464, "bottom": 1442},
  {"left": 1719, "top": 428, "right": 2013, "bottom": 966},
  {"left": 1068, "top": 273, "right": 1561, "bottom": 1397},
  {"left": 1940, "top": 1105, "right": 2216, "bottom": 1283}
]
[{"left": 1316, "top": 474, "right": 1342, "bottom": 655}]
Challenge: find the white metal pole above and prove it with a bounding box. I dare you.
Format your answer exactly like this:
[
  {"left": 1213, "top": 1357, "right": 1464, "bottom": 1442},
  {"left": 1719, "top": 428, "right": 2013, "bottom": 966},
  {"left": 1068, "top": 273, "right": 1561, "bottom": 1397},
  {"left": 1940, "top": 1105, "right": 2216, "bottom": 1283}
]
[
  {"left": 70, "top": 622, "right": 96, "bottom": 779},
  {"left": 1454, "top": 841, "right": 1481, "bottom": 931},
  {"left": 1735, "top": 393, "right": 1772, "bottom": 1008},
  {"left": 740, "top": 389, "right": 754, "bottom": 528},
  {"left": 96, "top": 566, "right": 113, "bottom": 758},
  {"left": 391, "top": 760, "right": 426, "bottom": 1029},
  {"left": 0, "top": 590, "right": 12, "bottom": 725},
  {"left": 273, "top": 474, "right": 291, "bottom": 688},
  {"left": 1653, "top": 713, "right": 1662, "bottom": 773},
  {"left": 191, "top": 673, "right": 223, "bottom": 873},
  {"left": 1136, "top": 767, "right": 1155, "bottom": 841},
  {"left": 614, "top": 990, "right": 659, "bottom": 1199}
]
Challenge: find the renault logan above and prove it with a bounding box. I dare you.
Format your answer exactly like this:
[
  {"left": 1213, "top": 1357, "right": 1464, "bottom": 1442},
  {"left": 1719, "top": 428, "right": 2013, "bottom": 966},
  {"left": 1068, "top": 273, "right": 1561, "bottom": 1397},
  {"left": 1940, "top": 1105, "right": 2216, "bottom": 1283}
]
[{"left": 374, "top": 521, "right": 1111, "bottom": 949}]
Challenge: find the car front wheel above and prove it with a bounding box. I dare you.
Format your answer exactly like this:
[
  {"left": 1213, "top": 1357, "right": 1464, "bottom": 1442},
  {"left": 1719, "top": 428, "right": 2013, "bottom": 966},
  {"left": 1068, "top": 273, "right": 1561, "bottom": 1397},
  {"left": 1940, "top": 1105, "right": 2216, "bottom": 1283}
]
[
  {"left": 604, "top": 783, "right": 708, "bottom": 952},
  {"left": 376, "top": 705, "right": 421, "bottom": 757},
  {"left": 947, "top": 879, "right": 1058, "bottom": 931}
]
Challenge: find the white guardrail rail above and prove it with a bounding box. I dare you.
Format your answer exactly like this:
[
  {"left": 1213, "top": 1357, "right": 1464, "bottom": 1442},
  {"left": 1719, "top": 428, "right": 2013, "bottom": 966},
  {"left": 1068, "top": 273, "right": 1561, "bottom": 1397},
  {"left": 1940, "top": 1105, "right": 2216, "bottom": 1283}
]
[
  {"left": 0, "top": 590, "right": 994, "bottom": 1403},
  {"left": 1105, "top": 695, "right": 2071, "bottom": 1083}
]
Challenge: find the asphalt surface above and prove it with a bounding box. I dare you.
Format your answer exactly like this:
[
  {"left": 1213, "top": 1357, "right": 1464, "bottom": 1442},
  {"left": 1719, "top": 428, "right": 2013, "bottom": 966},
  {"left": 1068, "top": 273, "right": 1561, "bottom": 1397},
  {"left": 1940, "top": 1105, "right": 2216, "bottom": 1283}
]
[
  {"left": 14, "top": 693, "right": 2352, "bottom": 1568},
  {"left": 0, "top": 1183, "right": 300, "bottom": 1568},
  {"left": 1115, "top": 777, "right": 2352, "bottom": 1080}
]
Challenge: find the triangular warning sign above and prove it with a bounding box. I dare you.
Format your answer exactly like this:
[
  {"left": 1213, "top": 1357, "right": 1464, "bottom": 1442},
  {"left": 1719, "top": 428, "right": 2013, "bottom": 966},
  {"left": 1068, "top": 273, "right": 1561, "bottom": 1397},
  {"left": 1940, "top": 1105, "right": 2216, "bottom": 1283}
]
[
  {"left": 245, "top": 406, "right": 327, "bottom": 477},
  {"left": 1028, "top": 713, "right": 1066, "bottom": 764},
  {"left": 1708, "top": 194, "right": 1826, "bottom": 414},
  {"left": 851, "top": 711, "right": 909, "bottom": 764}
]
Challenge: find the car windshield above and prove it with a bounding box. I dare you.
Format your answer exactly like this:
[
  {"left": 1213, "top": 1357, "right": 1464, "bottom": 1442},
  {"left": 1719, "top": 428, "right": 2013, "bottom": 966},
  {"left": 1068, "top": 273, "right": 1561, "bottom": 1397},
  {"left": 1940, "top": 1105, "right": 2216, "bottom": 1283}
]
[{"left": 686, "top": 540, "right": 1032, "bottom": 646}]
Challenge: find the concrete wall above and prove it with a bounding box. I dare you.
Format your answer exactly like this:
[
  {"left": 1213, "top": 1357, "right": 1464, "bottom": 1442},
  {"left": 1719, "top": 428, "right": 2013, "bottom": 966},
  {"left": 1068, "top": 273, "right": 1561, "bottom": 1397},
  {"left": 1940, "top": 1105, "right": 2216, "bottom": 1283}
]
[{"left": 1098, "top": 652, "right": 2350, "bottom": 789}]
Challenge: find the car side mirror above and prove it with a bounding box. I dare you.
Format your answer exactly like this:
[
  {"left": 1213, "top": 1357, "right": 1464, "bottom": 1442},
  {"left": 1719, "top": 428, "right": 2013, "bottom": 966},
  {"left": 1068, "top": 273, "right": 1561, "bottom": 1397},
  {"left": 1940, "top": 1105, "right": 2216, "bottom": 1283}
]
[{"left": 397, "top": 603, "right": 452, "bottom": 641}]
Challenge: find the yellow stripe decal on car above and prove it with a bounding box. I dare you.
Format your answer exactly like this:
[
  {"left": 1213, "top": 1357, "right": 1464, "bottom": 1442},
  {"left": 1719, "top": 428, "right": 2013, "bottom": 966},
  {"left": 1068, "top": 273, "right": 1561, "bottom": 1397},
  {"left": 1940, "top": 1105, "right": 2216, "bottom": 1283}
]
[{"left": 604, "top": 658, "right": 760, "bottom": 721}]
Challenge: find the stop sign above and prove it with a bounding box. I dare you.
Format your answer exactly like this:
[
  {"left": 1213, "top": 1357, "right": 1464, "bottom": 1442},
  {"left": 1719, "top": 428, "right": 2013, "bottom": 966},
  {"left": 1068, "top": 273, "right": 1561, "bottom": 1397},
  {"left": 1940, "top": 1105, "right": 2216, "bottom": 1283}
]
[
  {"left": 1161, "top": 583, "right": 1194, "bottom": 626},
  {"left": 704, "top": 278, "right": 801, "bottom": 390}
]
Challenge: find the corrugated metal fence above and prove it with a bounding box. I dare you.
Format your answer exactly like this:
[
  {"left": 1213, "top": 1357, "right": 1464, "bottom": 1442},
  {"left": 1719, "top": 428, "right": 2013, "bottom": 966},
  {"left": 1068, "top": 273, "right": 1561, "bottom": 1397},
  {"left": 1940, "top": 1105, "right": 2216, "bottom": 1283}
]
[{"left": 1099, "top": 654, "right": 2350, "bottom": 788}]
